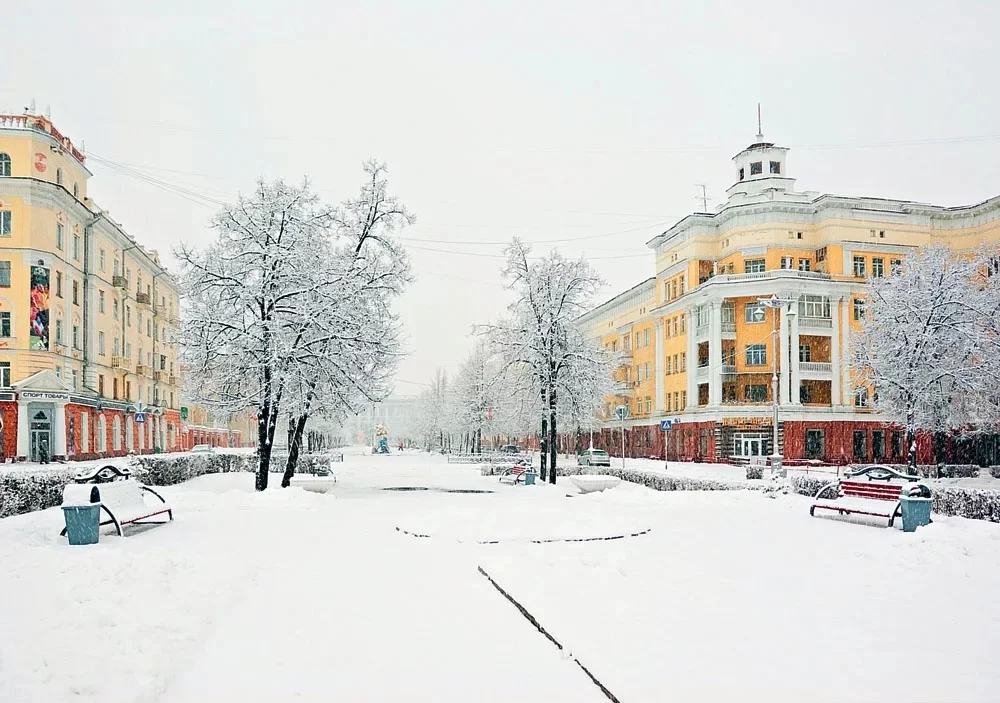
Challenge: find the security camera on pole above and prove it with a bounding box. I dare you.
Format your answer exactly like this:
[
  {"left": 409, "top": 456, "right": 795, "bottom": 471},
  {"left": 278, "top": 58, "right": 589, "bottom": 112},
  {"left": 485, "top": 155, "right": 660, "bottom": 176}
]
[{"left": 754, "top": 294, "right": 796, "bottom": 477}]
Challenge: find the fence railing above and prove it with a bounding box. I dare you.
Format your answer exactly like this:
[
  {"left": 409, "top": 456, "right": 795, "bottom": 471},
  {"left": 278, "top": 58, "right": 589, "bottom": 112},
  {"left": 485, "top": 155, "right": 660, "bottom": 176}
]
[{"left": 446, "top": 452, "right": 533, "bottom": 465}]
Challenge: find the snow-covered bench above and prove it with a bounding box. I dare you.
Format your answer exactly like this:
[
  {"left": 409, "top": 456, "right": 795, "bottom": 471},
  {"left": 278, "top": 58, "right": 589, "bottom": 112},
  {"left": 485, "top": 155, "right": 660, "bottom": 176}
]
[
  {"left": 809, "top": 465, "right": 919, "bottom": 527},
  {"left": 499, "top": 465, "right": 528, "bottom": 485},
  {"left": 60, "top": 479, "right": 173, "bottom": 538}
]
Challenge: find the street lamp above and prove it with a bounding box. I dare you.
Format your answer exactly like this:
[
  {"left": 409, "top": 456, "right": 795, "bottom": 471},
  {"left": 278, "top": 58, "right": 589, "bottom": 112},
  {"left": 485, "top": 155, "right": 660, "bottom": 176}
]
[{"left": 755, "top": 295, "right": 797, "bottom": 473}]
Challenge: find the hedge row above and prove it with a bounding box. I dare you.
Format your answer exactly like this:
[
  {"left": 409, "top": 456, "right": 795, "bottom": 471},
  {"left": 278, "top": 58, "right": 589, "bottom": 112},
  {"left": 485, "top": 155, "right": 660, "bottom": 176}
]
[
  {"left": 857, "top": 464, "right": 1000, "bottom": 479},
  {"left": 560, "top": 465, "right": 761, "bottom": 492}
]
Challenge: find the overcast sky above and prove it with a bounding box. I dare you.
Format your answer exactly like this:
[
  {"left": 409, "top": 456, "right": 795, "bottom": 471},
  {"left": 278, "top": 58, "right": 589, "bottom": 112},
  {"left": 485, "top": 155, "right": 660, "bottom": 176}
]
[{"left": 5, "top": 0, "right": 998, "bottom": 396}]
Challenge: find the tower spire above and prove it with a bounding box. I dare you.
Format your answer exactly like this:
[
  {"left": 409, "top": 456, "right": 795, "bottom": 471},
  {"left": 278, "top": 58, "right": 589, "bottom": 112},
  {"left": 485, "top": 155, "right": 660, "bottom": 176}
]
[{"left": 756, "top": 103, "right": 763, "bottom": 140}]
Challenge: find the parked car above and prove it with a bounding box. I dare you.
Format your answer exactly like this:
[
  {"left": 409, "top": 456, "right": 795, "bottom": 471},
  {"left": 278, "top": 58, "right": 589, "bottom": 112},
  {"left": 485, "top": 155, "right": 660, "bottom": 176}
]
[
  {"left": 499, "top": 444, "right": 521, "bottom": 454},
  {"left": 577, "top": 448, "right": 610, "bottom": 467},
  {"left": 190, "top": 444, "right": 215, "bottom": 453}
]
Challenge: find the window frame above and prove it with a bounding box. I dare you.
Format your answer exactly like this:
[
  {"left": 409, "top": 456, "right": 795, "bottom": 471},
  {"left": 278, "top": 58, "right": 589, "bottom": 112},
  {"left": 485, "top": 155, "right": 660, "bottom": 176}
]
[
  {"left": 0, "top": 311, "right": 10, "bottom": 338},
  {"left": 769, "top": 160, "right": 781, "bottom": 174},
  {"left": 745, "top": 343, "right": 767, "bottom": 366},
  {"left": 0, "top": 260, "right": 10, "bottom": 287},
  {"left": 852, "top": 256, "right": 866, "bottom": 277},
  {"left": 0, "top": 210, "right": 11, "bottom": 237},
  {"left": 749, "top": 161, "right": 763, "bottom": 175},
  {"left": 744, "top": 258, "right": 766, "bottom": 274},
  {"left": 0, "top": 153, "right": 10, "bottom": 177},
  {"left": 745, "top": 302, "right": 766, "bottom": 323}
]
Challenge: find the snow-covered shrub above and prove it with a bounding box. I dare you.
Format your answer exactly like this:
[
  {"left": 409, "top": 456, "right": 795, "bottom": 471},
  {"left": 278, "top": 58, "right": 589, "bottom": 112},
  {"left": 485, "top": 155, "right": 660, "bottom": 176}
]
[
  {"left": 916, "top": 465, "right": 980, "bottom": 479},
  {"left": 990, "top": 466, "right": 1000, "bottom": 479},
  {"left": 932, "top": 487, "right": 1000, "bottom": 523},
  {"left": 790, "top": 475, "right": 837, "bottom": 499},
  {"left": 267, "top": 453, "right": 335, "bottom": 474},
  {"left": 745, "top": 465, "right": 764, "bottom": 480},
  {"left": 128, "top": 452, "right": 253, "bottom": 486},
  {"left": 0, "top": 469, "right": 76, "bottom": 518},
  {"left": 562, "top": 465, "right": 759, "bottom": 492}
]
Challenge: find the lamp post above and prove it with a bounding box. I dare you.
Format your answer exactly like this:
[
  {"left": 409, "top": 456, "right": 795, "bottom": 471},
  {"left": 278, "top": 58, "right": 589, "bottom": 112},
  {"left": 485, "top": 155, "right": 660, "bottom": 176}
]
[{"left": 755, "top": 295, "right": 796, "bottom": 472}]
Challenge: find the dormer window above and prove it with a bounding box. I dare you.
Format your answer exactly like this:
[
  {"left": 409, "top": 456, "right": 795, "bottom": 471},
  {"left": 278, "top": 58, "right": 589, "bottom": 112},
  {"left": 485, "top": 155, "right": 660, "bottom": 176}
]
[
  {"left": 738, "top": 167, "right": 745, "bottom": 181},
  {"left": 769, "top": 161, "right": 781, "bottom": 174},
  {"left": 750, "top": 161, "right": 762, "bottom": 175}
]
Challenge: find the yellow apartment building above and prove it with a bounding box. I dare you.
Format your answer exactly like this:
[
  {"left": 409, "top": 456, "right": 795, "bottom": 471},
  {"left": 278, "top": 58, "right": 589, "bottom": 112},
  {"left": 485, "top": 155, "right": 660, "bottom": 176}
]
[
  {"left": 578, "top": 131, "right": 1000, "bottom": 465},
  {"left": 0, "top": 111, "right": 183, "bottom": 461}
]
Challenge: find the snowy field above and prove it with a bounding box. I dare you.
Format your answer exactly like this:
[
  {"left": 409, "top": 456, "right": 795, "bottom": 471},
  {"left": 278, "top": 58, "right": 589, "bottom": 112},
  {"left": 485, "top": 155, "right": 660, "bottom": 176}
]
[{"left": 2, "top": 449, "right": 999, "bottom": 702}]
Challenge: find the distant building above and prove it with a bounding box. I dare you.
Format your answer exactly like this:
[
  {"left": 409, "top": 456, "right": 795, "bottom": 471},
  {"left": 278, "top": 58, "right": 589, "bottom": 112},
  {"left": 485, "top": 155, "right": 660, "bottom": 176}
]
[
  {"left": 338, "top": 396, "right": 420, "bottom": 446},
  {"left": 0, "top": 111, "right": 183, "bottom": 461}
]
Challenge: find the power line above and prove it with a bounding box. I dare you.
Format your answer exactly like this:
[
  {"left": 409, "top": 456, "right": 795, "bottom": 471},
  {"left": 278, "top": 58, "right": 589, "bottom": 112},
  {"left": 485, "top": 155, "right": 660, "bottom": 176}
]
[{"left": 399, "top": 219, "right": 675, "bottom": 247}]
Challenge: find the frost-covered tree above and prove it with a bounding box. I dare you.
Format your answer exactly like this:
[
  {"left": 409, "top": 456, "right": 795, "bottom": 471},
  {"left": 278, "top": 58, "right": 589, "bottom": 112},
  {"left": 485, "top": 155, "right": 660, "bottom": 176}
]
[
  {"left": 479, "top": 239, "right": 611, "bottom": 482},
  {"left": 414, "top": 369, "right": 449, "bottom": 451},
  {"left": 851, "top": 245, "right": 1000, "bottom": 470}
]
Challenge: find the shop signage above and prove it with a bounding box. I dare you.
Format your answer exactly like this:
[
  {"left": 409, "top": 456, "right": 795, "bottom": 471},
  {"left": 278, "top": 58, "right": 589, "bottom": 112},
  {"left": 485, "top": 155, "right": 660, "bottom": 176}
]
[
  {"left": 20, "top": 391, "right": 69, "bottom": 401},
  {"left": 722, "top": 416, "right": 771, "bottom": 427}
]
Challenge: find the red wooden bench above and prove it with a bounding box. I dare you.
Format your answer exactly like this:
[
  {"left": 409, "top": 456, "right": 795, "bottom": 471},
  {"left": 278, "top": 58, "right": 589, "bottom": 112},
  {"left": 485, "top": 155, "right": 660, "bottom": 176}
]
[
  {"left": 809, "top": 464, "right": 921, "bottom": 528},
  {"left": 499, "top": 465, "right": 528, "bottom": 485}
]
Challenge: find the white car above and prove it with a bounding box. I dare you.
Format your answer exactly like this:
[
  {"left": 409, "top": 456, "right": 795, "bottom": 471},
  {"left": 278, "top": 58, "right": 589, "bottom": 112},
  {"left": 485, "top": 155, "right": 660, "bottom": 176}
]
[{"left": 190, "top": 444, "right": 215, "bottom": 453}]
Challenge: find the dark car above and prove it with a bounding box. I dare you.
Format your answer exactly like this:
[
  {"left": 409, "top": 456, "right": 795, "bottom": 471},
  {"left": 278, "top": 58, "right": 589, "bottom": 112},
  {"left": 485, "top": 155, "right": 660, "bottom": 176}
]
[{"left": 499, "top": 445, "right": 521, "bottom": 454}]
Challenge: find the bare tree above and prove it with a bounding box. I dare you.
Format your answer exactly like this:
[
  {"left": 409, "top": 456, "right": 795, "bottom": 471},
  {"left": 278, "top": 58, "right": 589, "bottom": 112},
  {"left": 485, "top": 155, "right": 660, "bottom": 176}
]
[
  {"left": 479, "top": 239, "right": 608, "bottom": 482},
  {"left": 850, "top": 245, "right": 999, "bottom": 470}
]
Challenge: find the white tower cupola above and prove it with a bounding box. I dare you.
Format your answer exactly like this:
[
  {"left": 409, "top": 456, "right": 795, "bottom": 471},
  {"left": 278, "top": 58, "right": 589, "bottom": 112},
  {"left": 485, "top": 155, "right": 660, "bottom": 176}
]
[{"left": 725, "top": 106, "right": 796, "bottom": 201}]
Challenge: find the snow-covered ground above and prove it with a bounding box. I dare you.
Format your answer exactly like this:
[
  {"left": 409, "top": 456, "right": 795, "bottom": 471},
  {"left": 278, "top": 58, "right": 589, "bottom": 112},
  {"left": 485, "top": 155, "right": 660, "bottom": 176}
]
[{"left": 1, "top": 449, "right": 999, "bottom": 702}]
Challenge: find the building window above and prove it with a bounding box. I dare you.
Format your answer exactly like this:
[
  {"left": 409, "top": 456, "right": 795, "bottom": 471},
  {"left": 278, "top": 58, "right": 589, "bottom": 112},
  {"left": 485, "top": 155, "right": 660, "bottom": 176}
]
[
  {"left": 113, "top": 299, "right": 119, "bottom": 320},
  {"left": 797, "top": 259, "right": 811, "bottom": 271},
  {"left": 623, "top": 334, "right": 631, "bottom": 350},
  {"left": 780, "top": 256, "right": 793, "bottom": 270},
  {"left": 891, "top": 258, "right": 902, "bottom": 274},
  {"left": 126, "top": 306, "right": 131, "bottom": 327},
  {"left": 99, "top": 249, "right": 106, "bottom": 271},
  {"left": 113, "top": 337, "right": 120, "bottom": 355},
  {"left": 745, "top": 302, "right": 766, "bottom": 323},
  {"left": 852, "top": 256, "right": 866, "bottom": 277},
  {"left": 891, "top": 430, "right": 903, "bottom": 457},
  {"left": 56, "top": 319, "right": 63, "bottom": 343},
  {"left": 872, "top": 257, "right": 884, "bottom": 278},
  {"left": 738, "top": 167, "right": 745, "bottom": 181},
  {"left": 879, "top": 230, "right": 885, "bottom": 239},
  {"left": 666, "top": 394, "right": 673, "bottom": 412},
  {"left": 680, "top": 315, "right": 686, "bottom": 333},
  {"left": 796, "top": 231, "right": 803, "bottom": 239},
  {"left": 73, "top": 325, "right": 80, "bottom": 349},
  {"left": 56, "top": 168, "right": 63, "bottom": 185},
  {"left": 666, "top": 356, "right": 673, "bottom": 374},
  {"left": 799, "top": 344, "right": 811, "bottom": 362},
  {"left": 645, "top": 397, "right": 652, "bottom": 414},
  {"left": 745, "top": 344, "right": 767, "bottom": 366},
  {"left": 873, "top": 430, "right": 885, "bottom": 459},
  {"left": 745, "top": 384, "right": 768, "bottom": 402},
  {"left": 644, "top": 329, "right": 650, "bottom": 347},
  {"left": 57, "top": 223, "right": 64, "bottom": 249},
  {"left": 720, "top": 301, "right": 735, "bottom": 324},
  {"left": 126, "top": 342, "right": 132, "bottom": 359},
  {"left": 0, "top": 312, "right": 10, "bottom": 338},
  {"left": 71, "top": 369, "right": 78, "bottom": 390},
  {"left": 0, "top": 153, "right": 10, "bottom": 177},
  {"left": 73, "top": 183, "right": 79, "bottom": 198},
  {"left": 853, "top": 430, "right": 867, "bottom": 460},
  {"left": 99, "top": 290, "right": 105, "bottom": 313},
  {"left": 750, "top": 161, "right": 762, "bottom": 175},
  {"left": 72, "top": 280, "right": 79, "bottom": 305},
  {"left": 744, "top": 258, "right": 765, "bottom": 274},
  {"left": 0, "top": 360, "right": 11, "bottom": 389},
  {"left": 680, "top": 352, "right": 687, "bottom": 372},
  {"left": 854, "top": 387, "right": 870, "bottom": 408},
  {"left": 853, "top": 297, "right": 866, "bottom": 321},
  {"left": 73, "top": 234, "right": 80, "bottom": 260},
  {"left": 769, "top": 160, "right": 781, "bottom": 174},
  {"left": 0, "top": 261, "right": 9, "bottom": 287},
  {"left": 98, "top": 331, "right": 105, "bottom": 355},
  {"left": 0, "top": 211, "right": 10, "bottom": 237},
  {"left": 798, "top": 295, "right": 831, "bottom": 318},
  {"left": 805, "top": 429, "right": 825, "bottom": 459}
]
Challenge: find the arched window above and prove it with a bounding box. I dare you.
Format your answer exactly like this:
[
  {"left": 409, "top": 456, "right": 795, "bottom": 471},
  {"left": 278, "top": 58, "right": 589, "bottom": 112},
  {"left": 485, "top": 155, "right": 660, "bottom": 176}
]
[
  {"left": 98, "top": 414, "right": 107, "bottom": 453},
  {"left": 0, "top": 153, "right": 10, "bottom": 177},
  {"left": 112, "top": 415, "right": 122, "bottom": 451},
  {"left": 56, "top": 167, "right": 63, "bottom": 185},
  {"left": 73, "top": 183, "right": 79, "bottom": 198}
]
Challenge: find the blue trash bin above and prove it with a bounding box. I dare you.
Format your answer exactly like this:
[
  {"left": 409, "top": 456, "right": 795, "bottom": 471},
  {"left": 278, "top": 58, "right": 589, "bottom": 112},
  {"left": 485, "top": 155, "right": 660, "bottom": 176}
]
[
  {"left": 900, "top": 496, "right": 932, "bottom": 532},
  {"left": 524, "top": 471, "right": 537, "bottom": 485},
  {"left": 62, "top": 504, "right": 102, "bottom": 545}
]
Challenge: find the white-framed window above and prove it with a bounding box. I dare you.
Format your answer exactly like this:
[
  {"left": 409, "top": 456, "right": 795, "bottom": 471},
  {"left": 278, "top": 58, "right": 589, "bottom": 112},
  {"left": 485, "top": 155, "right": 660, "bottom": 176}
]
[
  {"left": 56, "top": 319, "right": 63, "bottom": 343},
  {"left": 853, "top": 297, "right": 866, "bottom": 321},
  {"left": 721, "top": 301, "right": 735, "bottom": 324},
  {"left": 853, "top": 256, "right": 866, "bottom": 277},
  {"left": 745, "top": 384, "right": 768, "bottom": 402},
  {"left": 855, "top": 387, "right": 870, "bottom": 408},
  {"left": 0, "top": 261, "right": 9, "bottom": 287},
  {"left": 750, "top": 161, "right": 763, "bottom": 175},
  {"left": 113, "top": 299, "right": 119, "bottom": 320},
  {"left": 666, "top": 356, "right": 673, "bottom": 374},
  {"left": 56, "top": 223, "right": 64, "bottom": 249},
  {"left": 113, "top": 337, "right": 120, "bottom": 355},
  {"left": 0, "top": 312, "right": 10, "bottom": 338},
  {"left": 73, "top": 183, "right": 79, "bottom": 198},
  {"left": 745, "top": 344, "right": 767, "bottom": 366},
  {"left": 797, "top": 259, "right": 811, "bottom": 271},
  {"left": 644, "top": 329, "right": 650, "bottom": 346},
  {"left": 799, "top": 344, "right": 811, "bottom": 362},
  {"left": 99, "top": 290, "right": 105, "bottom": 313},
  {"left": 73, "top": 234, "right": 80, "bottom": 260},
  {"left": 99, "top": 249, "right": 106, "bottom": 271},
  {"left": 0, "top": 153, "right": 10, "bottom": 177},
  {"left": 72, "top": 369, "right": 78, "bottom": 390},
  {"left": 744, "top": 258, "right": 766, "bottom": 274},
  {"left": 73, "top": 325, "right": 80, "bottom": 349},
  {"left": 872, "top": 257, "right": 884, "bottom": 278},
  {"left": 769, "top": 160, "right": 781, "bottom": 174},
  {"left": 798, "top": 295, "right": 831, "bottom": 318},
  {"left": 0, "top": 361, "right": 10, "bottom": 387},
  {"left": 0, "top": 211, "right": 12, "bottom": 237},
  {"left": 745, "top": 302, "right": 766, "bottom": 323},
  {"left": 681, "top": 352, "right": 687, "bottom": 372},
  {"left": 56, "top": 168, "right": 63, "bottom": 185},
  {"left": 780, "top": 256, "right": 793, "bottom": 270},
  {"left": 98, "top": 331, "right": 105, "bottom": 355}
]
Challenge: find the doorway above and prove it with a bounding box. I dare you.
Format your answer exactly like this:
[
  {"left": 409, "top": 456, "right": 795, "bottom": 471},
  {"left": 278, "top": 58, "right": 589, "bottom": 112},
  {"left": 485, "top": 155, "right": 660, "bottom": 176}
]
[
  {"left": 29, "top": 410, "right": 52, "bottom": 462},
  {"left": 733, "top": 433, "right": 769, "bottom": 458}
]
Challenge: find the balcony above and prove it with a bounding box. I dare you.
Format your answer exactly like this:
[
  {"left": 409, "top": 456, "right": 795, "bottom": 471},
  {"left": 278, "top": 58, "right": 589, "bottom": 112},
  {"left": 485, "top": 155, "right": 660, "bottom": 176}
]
[
  {"left": 135, "top": 292, "right": 152, "bottom": 307},
  {"left": 799, "top": 317, "right": 833, "bottom": 330},
  {"left": 111, "top": 355, "right": 130, "bottom": 371},
  {"left": 800, "top": 362, "right": 833, "bottom": 378},
  {"left": 169, "top": 375, "right": 179, "bottom": 386},
  {"left": 154, "top": 371, "right": 167, "bottom": 382},
  {"left": 721, "top": 322, "right": 736, "bottom": 336},
  {"left": 696, "top": 366, "right": 709, "bottom": 382},
  {"left": 136, "top": 364, "right": 150, "bottom": 377},
  {"left": 113, "top": 275, "right": 128, "bottom": 289},
  {"left": 0, "top": 113, "right": 87, "bottom": 164},
  {"left": 721, "top": 364, "right": 737, "bottom": 375}
]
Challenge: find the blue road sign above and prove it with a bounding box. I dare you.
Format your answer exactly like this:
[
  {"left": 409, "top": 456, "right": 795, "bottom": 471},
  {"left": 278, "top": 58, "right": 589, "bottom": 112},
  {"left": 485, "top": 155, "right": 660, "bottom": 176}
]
[
  {"left": 134, "top": 412, "right": 146, "bottom": 424},
  {"left": 660, "top": 419, "right": 672, "bottom": 431}
]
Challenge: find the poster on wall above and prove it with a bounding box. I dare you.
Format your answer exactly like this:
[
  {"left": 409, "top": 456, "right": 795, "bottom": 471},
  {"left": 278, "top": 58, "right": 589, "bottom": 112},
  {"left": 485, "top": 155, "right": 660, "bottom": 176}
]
[{"left": 29, "top": 266, "right": 50, "bottom": 350}]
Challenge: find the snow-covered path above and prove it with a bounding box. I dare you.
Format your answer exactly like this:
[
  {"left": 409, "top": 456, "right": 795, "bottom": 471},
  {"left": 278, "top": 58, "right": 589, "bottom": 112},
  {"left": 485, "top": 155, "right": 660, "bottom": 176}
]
[{"left": 3, "top": 449, "right": 1000, "bottom": 702}]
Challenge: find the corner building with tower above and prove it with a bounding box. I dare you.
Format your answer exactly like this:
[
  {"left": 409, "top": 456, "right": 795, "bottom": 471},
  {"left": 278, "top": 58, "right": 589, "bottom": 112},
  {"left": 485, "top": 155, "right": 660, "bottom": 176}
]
[{"left": 577, "top": 133, "right": 1000, "bottom": 465}]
